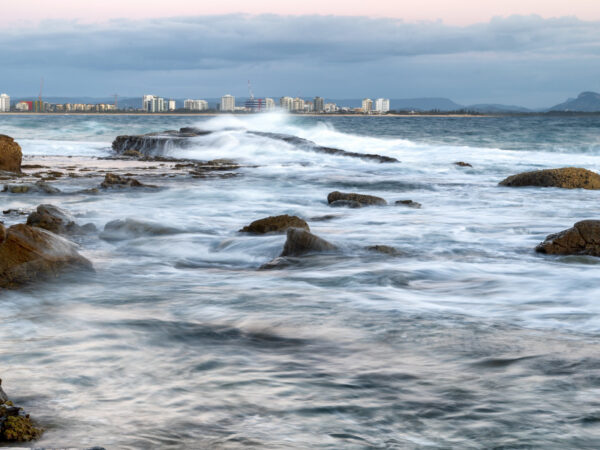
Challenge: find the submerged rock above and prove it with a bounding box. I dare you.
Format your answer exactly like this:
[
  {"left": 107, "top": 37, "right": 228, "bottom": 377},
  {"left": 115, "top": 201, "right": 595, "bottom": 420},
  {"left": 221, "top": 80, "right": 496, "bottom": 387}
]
[
  {"left": 280, "top": 228, "right": 337, "bottom": 257},
  {"left": 327, "top": 191, "right": 387, "bottom": 207},
  {"left": 100, "top": 218, "right": 181, "bottom": 241},
  {"left": 499, "top": 167, "right": 600, "bottom": 189},
  {"left": 0, "top": 379, "right": 43, "bottom": 442},
  {"left": 0, "top": 135, "right": 22, "bottom": 174},
  {"left": 100, "top": 173, "right": 156, "bottom": 189},
  {"left": 2, "top": 181, "right": 60, "bottom": 194},
  {"left": 536, "top": 220, "right": 600, "bottom": 256},
  {"left": 329, "top": 200, "right": 362, "bottom": 208},
  {"left": 395, "top": 200, "right": 421, "bottom": 208},
  {"left": 240, "top": 215, "right": 309, "bottom": 234},
  {"left": 26, "top": 204, "right": 96, "bottom": 235},
  {"left": 454, "top": 161, "right": 472, "bottom": 167},
  {"left": 366, "top": 245, "right": 403, "bottom": 256},
  {"left": 0, "top": 223, "right": 93, "bottom": 289}
]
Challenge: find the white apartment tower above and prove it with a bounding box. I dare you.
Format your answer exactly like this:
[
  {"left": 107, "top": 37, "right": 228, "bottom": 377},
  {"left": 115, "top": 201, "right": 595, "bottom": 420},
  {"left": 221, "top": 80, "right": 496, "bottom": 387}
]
[
  {"left": 292, "top": 97, "right": 305, "bottom": 112},
  {"left": 142, "top": 95, "right": 167, "bottom": 113},
  {"left": 362, "top": 98, "right": 373, "bottom": 113},
  {"left": 221, "top": 95, "right": 235, "bottom": 112},
  {"left": 184, "top": 99, "right": 209, "bottom": 111},
  {"left": 168, "top": 99, "right": 176, "bottom": 111},
  {"left": 265, "top": 98, "right": 276, "bottom": 111},
  {"left": 0, "top": 93, "right": 10, "bottom": 112},
  {"left": 375, "top": 98, "right": 390, "bottom": 113},
  {"left": 279, "top": 96, "right": 293, "bottom": 111}
]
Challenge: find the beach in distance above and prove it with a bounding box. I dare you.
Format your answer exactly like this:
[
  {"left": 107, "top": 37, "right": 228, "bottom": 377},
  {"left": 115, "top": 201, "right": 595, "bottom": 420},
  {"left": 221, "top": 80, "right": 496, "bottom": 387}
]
[{"left": 1, "top": 112, "right": 600, "bottom": 448}]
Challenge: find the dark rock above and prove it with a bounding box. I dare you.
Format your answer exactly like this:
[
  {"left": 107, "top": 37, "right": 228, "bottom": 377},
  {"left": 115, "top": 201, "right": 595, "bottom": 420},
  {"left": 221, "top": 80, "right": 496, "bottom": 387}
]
[
  {"left": 280, "top": 228, "right": 337, "bottom": 257},
  {"left": 395, "top": 200, "right": 421, "bottom": 208},
  {"left": 2, "top": 181, "right": 60, "bottom": 194},
  {"left": 366, "top": 245, "right": 403, "bottom": 256},
  {"left": 500, "top": 167, "right": 600, "bottom": 189},
  {"left": 0, "top": 135, "right": 22, "bottom": 174},
  {"left": 121, "top": 149, "right": 143, "bottom": 158},
  {"left": 454, "top": 161, "right": 472, "bottom": 167},
  {"left": 0, "top": 378, "right": 43, "bottom": 442},
  {"left": 26, "top": 204, "right": 96, "bottom": 235},
  {"left": 100, "top": 173, "right": 156, "bottom": 189},
  {"left": 327, "top": 191, "right": 387, "bottom": 207},
  {"left": 329, "top": 200, "right": 362, "bottom": 208},
  {"left": 240, "top": 215, "right": 309, "bottom": 234},
  {"left": 536, "top": 220, "right": 600, "bottom": 256},
  {"left": 309, "top": 214, "right": 340, "bottom": 222},
  {"left": 0, "top": 223, "right": 93, "bottom": 289},
  {"left": 100, "top": 218, "right": 181, "bottom": 241},
  {"left": 3, "top": 209, "right": 29, "bottom": 216}
]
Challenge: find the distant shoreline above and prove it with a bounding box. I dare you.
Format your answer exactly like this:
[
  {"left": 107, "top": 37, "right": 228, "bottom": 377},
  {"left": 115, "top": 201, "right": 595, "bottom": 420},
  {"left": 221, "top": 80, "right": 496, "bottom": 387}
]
[{"left": 1, "top": 112, "right": 599, "bottom": 117}]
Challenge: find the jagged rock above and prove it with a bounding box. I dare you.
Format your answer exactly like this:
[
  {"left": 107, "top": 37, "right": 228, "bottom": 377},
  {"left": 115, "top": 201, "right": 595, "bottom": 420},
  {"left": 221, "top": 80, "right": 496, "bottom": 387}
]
[
  {"left": 280, "top": 228, "right": 337, "bottom": 257},
  {"left": 454, "top": 161, "right": 472, "bottom": 167},
  {"left": 395, "top": 200, "right": 421, "bottom": 208},
  {"left": 536, "top": 220, "right": 600, "bottom": 256},
  {"left": 0, "top": 223, "right": 93, "bottom": 289},
  {"left": 327, "top": 191, "right": 387, "bottom": 207},
  {"left": 0, "top": 135, "right": 22, "bottom": 174},
  {"left": 121, "top": 149, "right": 143, "bottom": 158},
  {"left": 100, "top": 173, "right": 156, "bottom": 189},
  {"left": 0, "top": 378, "right": 43, "bottom": 442},
  {"left": 26, "top": 204, "right": 96, "bottom": 235},
  {"left": 240, "top": 215, "right": 309, "bottom": 234},
  {"left": 2, "top": 181, "right": 60, "bottom": 194},
  {"left": 366, "top": 245, "right": 403, "bottom": 256},
  {"left": 100, "top": 218, "right": 181, "bottom": 241},
  {"left": 500, "top": 167, "right": 600, "bottom": 189}
]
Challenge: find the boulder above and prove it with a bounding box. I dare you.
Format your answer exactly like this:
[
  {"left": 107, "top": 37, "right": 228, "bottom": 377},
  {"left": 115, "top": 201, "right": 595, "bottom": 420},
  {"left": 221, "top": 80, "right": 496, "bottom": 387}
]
[
  {"left": 327, "top": 191, "right": 387, "bottom": 207},
  {"left": 0, "top": 223, "right": 93, "bottom": 289},
  {"left": 26, "top": 204, "right": 96, "bottom": 235},
  {"left": 329, "top": 200, "right": 362, "bottom": 208},
  {"left": 395, "top": 200, "right": 421, "bottom": 208},
  {"left": 536, "top": 220, "right": 600, "bottom": 256},
  {"left": 500, "top": 167, "right": 600, "bottom": 189},
  {"left": 100, "top": 173, "right": 156, "bottom": 189},
  {"left": 2, "top": 181, "right": 60, "bottom": 194},
  {"left": 454, "top": 161, "right": 472, "bottom": 167},
  {"left": 240, "top": 215, "right": 309, "bottom": 234},
  {"left": 280, "top": 228, "right": 337, "bottom": 257},
  {"left": 0, "top": 135, "right": 22, "bottom": 174},
  {"left": 100, "top": 218, "right": 181, "bottom": 241},
  {"left": 0, "top": 378, "right": 43, "bottom": 442}
]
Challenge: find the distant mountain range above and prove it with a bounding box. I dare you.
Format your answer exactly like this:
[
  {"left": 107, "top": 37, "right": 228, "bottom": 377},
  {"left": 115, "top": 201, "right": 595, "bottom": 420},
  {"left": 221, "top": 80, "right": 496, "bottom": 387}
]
[{"left": 11, "top": 91, "right": 600, "bottom": 113}]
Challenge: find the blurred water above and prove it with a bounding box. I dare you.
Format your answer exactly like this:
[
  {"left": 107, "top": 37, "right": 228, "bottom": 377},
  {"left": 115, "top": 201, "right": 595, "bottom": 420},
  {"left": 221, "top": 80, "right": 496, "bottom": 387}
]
[{"left": 1, "top": 113, "right": 600, "bottom": 448}]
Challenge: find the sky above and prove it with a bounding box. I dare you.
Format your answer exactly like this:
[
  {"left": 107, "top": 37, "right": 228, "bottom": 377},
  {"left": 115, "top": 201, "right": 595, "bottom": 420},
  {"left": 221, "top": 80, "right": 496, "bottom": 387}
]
[{"left": 3, "top": 0, "right": 600, "bottom": 107}]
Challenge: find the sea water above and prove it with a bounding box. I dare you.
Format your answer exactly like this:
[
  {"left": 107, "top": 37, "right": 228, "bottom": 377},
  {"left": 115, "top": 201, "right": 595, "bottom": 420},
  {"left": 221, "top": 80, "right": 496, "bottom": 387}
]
[{"left": 1, "top": 113, "right": 600, "bottom": 448}]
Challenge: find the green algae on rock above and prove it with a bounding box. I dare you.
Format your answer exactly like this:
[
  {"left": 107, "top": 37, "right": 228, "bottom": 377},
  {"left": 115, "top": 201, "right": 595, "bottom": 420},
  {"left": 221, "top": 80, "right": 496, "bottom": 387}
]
[{"left": 0, "top": 379, "right": 43, "bottom": 442}]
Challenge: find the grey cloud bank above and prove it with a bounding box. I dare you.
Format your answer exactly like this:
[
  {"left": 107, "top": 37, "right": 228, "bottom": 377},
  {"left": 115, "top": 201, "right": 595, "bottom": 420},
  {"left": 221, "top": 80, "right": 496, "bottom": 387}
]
[{"left": 3, "top": 14, "right": 600, "bottom": 107}]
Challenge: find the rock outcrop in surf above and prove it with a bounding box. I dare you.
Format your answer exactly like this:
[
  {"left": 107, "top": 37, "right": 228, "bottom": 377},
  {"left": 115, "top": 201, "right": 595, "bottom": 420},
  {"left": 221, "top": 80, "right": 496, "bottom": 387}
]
[
  {"left": 112, "top": 127, "right": 399, "bottom": 163},
  {"left": 280, "top": 228, "right": 337, "bottom": 257},
  {"left": 27, "top": 204, "right": 96, "bottom": 235},
  {"left": 0, "top": 135, "right": 22, "bottom": 174},
  {"left": 536, "top": 220, "right": 600, "bottom": 256},
  {"left": 240, "top": 215, "right": 309, "bottom": 234},
  {"left": 327, "top": 191, "right": 387, "bottom": 207},
  {"left": 500, "top": 168, "right": 600, "bottom": 189},
  {"left": 0, "top": 379, "right": 43, "bottom": 442}
]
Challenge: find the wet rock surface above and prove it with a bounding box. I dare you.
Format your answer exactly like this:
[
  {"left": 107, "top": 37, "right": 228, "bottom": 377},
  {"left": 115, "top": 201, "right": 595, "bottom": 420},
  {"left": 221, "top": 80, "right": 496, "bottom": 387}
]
[
  {"left": 536, "top": 220, "right": 600, "bottom": 256},
  {"left": 366, "top": 245, "right": 403, "bottom": 256},
  {"left": 101, "top": 218, "right": 181, "bottom": 241},
  {"left": 454, "top": 161, "right": 473, "bottom": 167},
  {"left": 500, "top": 167, "right": 600, "bottom": 189},
  {"left": 0, "top": 223, "right": 93, "bottom": 289},
  {"left": 0, "top": 135, "right": 22, "bottom": 174},
  {"left": 27, "top": 204, "right": 96, "bottom": 235},
  {"left": 280, "top": 228, "right": 337, "bottom": 257},
  {"left": 0, "top": 379, "right": 43, "bottom": 442},
  {"left": 395, "top": 200, "right": 422, "bottom": 208},
  {"left": 2, "top": 181, "right": 60, "bottom": 194},
  {"left": 240, "top": 215, "right": 309, "bottom": 234},
  {"left": 100, "top": 173, "right": 157, "bottom": 189},
  {"left": 327, "top": 191, "right": 387, "bottom": 207}
]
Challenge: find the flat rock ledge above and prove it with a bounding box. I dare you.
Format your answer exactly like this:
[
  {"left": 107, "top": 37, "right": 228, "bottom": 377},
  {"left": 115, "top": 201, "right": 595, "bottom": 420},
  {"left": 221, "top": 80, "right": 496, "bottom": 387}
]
[
  {"left": 0, "top": 223, "right": 93, "bottom": 289},
  {"left": 536, "top": 220, "right": 600, "bottom": 256},
  {"left": 240, "top": 215, "right": 309, "bottom": 234},
  {"left": 0, "top": 379, "right": 43, "bottom": 442},
  {"left": 500, "top": 167, "right": 600, "bottom": 189},
  {"left": 327, "top": 191, "right": 387, "bottom": 207}
]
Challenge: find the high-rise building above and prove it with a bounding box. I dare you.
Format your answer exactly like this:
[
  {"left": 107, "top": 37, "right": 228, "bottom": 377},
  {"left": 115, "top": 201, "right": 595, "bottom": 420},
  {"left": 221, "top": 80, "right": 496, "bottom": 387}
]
[
  {"left": 245, "top": 98, "right": 265, "bottom": 112},
  {"left": 292, "top": 97, "right": 305, "bottom": 112},
  {"left": 168, "top": 100, "right": 176, "bottom": 111},
  {"left": 280, "top": 96, "right": 293, "bottom": 111},
  {"left": 362, "top": 98, "right": 373, "bottom": 113},
  {"left": 220, "top": 95, "right": 235, "bottom": 112},
  {"left": 142, "top": 95, "right": 167, "bottom": 113},
  {"left": 265, "top": 98, "right": 276, "bottom": 111},
  {"left": 313, "top": 96, "right": 324, "bottom": 113},
  {"left": 15, "top": 101, "right": 30, "bottom": 111},
  {"left": 324, "top": 103, "right": 338, "bottom": 113},
  {"left": 0, "top": 93, "right": 10, "bottom": 112},
  {"left": 184, "top": 99, "right": 209, "bottom": 111},
  {"left": 375, "top": 98, "right": 390, "bottom": 113}
]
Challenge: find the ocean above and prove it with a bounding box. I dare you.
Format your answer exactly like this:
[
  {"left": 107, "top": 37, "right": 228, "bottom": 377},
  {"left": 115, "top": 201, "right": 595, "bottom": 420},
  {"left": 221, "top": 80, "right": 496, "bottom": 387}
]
[{"left": 1, "top": 113, "right": 600, "bottom": 448}]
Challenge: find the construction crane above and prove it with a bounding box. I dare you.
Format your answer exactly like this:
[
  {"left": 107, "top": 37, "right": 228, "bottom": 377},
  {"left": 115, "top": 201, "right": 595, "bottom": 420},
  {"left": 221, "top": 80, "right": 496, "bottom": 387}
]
[
  {"left": 38, "top": 77, "right": 43, "bottom": 103},
  {"left": 113, "top": 94, "right": 118, "bottom": 110},
  {"left": 248, "top": 80, "right": 254, "bottom": 100}
]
